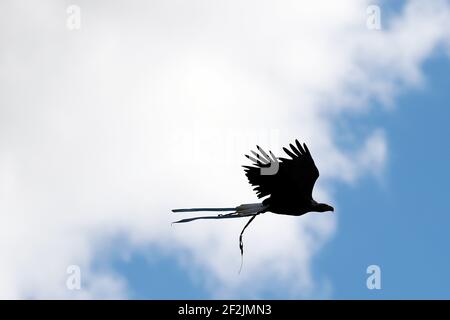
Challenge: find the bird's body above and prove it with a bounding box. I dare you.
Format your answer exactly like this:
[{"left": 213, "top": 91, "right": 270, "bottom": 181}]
[
  {"left": 172, "top": 139, "right": 334, "bottom": 265},
  {"left": 262, "top": 199, "right": 334, "bottom": 216},
  {"left": 242, "top": 140, "right": 333, "bottom": 216}
]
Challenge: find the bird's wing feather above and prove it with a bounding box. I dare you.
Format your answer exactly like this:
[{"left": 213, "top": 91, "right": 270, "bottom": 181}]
[{"left": 243, "top": 140, "right": 319, "bottom": 202}]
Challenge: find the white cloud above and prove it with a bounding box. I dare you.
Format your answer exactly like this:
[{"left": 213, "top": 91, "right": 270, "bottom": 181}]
[{"left": 0, "top": 0, "right": 449, "bottom": 298}]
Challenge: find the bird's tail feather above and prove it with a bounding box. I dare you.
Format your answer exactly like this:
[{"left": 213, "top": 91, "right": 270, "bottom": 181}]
[
  {"left": 235, "top": 203, "right": 268, "bottom": 215},
  {"left": 172, "top": 207, "right": 236, "bottom": 213},
  {"left": 171, "top": 203, "right": 268, "bottom": 224},
  {"left": 171, "top": 203, "right": 269, "bottom": 273}
]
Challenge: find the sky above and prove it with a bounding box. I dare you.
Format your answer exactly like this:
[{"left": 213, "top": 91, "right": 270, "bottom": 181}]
[{"left": 0, "top": 0, "right": 450, "bottom": 299}]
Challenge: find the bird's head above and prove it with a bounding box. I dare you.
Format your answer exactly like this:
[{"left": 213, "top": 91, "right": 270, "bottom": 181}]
[{"left": 314, "top": 203, "right": 334, "bottom": 213}]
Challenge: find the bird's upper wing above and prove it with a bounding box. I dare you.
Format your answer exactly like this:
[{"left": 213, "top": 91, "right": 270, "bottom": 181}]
[{"left": 243, "top": 140, "right": 319, "bottom": 201}]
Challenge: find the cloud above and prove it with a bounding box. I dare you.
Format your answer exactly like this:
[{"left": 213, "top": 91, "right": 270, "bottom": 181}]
[{"left": 0, "top": 0, "right": 449, "bottom": 298}]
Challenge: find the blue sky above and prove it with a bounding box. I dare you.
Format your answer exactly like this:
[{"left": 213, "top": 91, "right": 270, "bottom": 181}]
[
  {"left": 1, "top": 0, "right": 450, "bottom": 299},
  {"left": 110, "top": 7, "right": 450, "bottom": 299},
  {"left": 112, "top": 52, "right": 450, "bottom": 300},
  {"left": 319, "top": 54, "right": 450, "bottom": 299}
]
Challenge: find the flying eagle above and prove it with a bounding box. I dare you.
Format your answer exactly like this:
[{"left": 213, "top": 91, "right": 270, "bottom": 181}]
[{"left": 172, "top": 139, "right": 334, "bottom": 265}]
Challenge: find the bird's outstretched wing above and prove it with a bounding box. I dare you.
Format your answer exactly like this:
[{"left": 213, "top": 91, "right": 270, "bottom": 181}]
[{"left": 243, "top": 140, "right": 319, "bottom": 204}]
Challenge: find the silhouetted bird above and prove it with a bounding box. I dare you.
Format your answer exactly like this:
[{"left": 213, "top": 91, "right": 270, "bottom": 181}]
[{"left": 172, "top": 139, "right": 334, "bottom": 266}]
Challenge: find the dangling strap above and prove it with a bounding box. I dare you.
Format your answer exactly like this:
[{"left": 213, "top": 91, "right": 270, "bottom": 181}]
[{"left": 239, "top": 213, "right": 260, "bottom": 273}]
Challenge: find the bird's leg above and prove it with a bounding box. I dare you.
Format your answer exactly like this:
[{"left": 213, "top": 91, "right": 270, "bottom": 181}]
[{"left": 218, "top": 212, "right": 237, "bottom": 217}]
